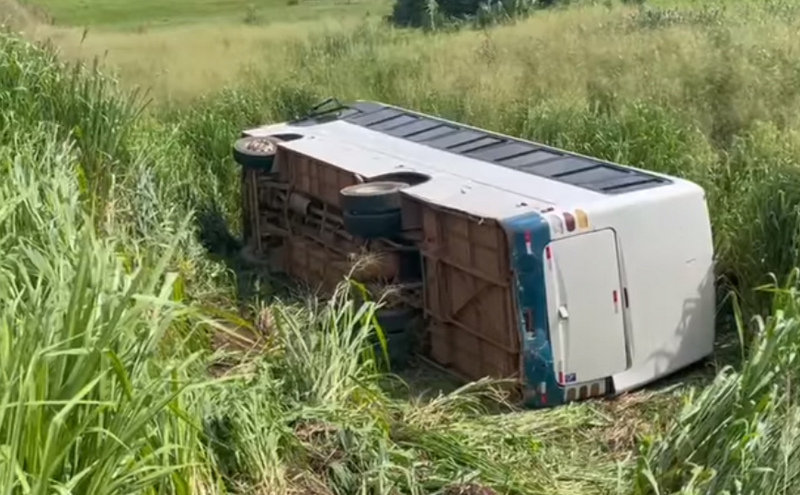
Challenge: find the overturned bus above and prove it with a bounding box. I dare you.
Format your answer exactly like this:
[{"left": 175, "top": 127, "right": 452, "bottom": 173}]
[{"left": 232, "top": 99, "right": 716, "bottom": 408}]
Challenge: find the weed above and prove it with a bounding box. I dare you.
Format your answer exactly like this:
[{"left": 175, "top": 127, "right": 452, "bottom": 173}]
[{"left": 0, "top": 130, "right": 218, "bottom": 493}]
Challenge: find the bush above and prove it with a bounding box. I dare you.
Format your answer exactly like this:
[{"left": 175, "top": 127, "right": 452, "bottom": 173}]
[
  {"left": 0, "top": 33, "right": 227, "bottom": 492},
  {"left": 0, "top": 128, "right": 217, "bottom": 494},
  {"left": 204, "top": 284, "right": 608, "bottom": 494},
  {"left": 388, "top": 0, "right": 543, "bottom": 28}
]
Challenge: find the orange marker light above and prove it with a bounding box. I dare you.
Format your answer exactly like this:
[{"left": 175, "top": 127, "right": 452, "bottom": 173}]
[{"left": 575, "top": 209, "right": 589, "bottom": 230}]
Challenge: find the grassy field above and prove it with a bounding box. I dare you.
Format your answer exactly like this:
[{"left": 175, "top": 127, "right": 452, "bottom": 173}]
[
  {"left": 4, "top": 0, "right": 800, "bottom": 493},
  {"left": 9, "top": 0, "right": 390, "bottom": 100},
  {"left": 19, "top": 0, "right": 390, "bottom": 27}
]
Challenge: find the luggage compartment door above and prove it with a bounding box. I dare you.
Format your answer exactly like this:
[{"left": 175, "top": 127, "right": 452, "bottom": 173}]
[{"left": 545, "top": 229, "right": 627, "bottom": 384}]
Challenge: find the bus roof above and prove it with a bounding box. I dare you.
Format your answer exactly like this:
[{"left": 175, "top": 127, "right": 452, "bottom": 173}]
[{"left": 245, "top": 101, "right": 688, "bottom": 220}]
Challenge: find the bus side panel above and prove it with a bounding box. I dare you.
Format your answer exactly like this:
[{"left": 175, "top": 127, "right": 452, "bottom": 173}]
[{"left": 420, "top": 206, "right": 522, "bottom": 383}]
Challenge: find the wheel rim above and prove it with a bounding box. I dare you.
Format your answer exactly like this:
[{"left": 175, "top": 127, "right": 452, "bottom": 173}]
[
  {"left": 237, "top": 137, "right": 276, "bottom": 156},
  {"left": 342, "top": 181, "right": 408, "bottom": 196}
]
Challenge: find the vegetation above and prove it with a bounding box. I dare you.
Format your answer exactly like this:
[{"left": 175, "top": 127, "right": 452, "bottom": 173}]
[
  {"left": 0, "top": 28, "right": 620, "bottom": 495},
  {"left": 636, "top": 273, "right": 800, "bottom": 494},
  {"left": 387, "top": 0, "right": 542, "bottom": 29},
  {"left": 4, "top": 0, "right": 800, "bottom": 493},
  {"left": 17, "top": 0, "right": 390, "bottom": 27}
]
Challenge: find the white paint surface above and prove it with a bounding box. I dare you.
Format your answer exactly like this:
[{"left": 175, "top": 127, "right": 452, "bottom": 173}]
[{"left": 546, "top": 229, "right": 628, "bottom": 384}]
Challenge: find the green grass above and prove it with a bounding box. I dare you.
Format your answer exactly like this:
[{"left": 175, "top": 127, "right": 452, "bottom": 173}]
[
  {"left": 0, "top": 29, "right": 626, "bottom": 495},
  {"left": 5, "top": 0, "right": 800, "bottom": 493},
  {"left": 20, "top": 0, "right": 390, "bottom": 28},
  {"left": 635, "top": 273, "right": 800, "bottom": 494}
]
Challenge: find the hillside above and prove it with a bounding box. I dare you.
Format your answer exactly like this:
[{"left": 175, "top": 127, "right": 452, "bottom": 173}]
[{"left": 3, "top": 0, "right": 800, "bottom": 493}]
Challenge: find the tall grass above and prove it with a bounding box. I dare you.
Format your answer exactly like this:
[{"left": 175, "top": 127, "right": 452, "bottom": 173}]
[
  {"left": 635, "top": 271, "right": 800, "bottom": 494},
  {"left": 0, "top": 32, "right": 229, "bottom": 493},
  {"left": 206, "top": 284, "right": 621, "bottom": 494},
  {"left": 0, "top": 129, "right": 218, "bottom": 492},
  {"left": 0, "top": 31, "right": 623, "bottom": 495}
]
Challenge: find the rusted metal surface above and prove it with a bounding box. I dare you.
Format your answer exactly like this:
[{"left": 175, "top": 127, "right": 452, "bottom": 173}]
[
  {"left": 284, "top": 236, "right": 350, "bottom": 294},
  {"left": 242, "top": 167, "right": 280, "bottom": 255},
  {"left": 276, "top": 147, "right": 359, "bottom": 209},
  {"left": 244, "top": 144, "right": 522, "bottom": 386},
  {"left": 420, "top": 204, "right": 520, "bottom": 382},
  {"left": 243, "top": 148, "right": 417, "bottom": 301}
]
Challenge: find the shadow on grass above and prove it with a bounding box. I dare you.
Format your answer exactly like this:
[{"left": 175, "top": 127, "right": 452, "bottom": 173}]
[
  {"left": 194, "top": 201, "right": 292, "bottom": 307},
  {"left": 381, "top": 359, "right": 464, "bottom": 401}
]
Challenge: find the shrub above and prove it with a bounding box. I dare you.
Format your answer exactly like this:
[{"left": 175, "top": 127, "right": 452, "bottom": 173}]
[{"left": 388, "top": 0, "right": 542, "bottom": 29}]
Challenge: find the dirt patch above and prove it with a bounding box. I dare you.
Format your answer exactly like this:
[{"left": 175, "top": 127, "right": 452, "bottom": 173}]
[
  {"left": 601, "top": 391, "right": 678, "bottom": 457},
  {"left": 211, "top": 325, "right": 262, "bottom": 353},
  {"left": 211, "top": 306, "right": 274, "bottom": 352},
  {"left": 286, "top": 473, "right": 334, "bottom": 495}
]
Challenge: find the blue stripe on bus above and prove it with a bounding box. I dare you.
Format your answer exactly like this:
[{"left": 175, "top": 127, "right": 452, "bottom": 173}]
[{"left": 504, "top": 212, "right": 564, "bottom": 407}]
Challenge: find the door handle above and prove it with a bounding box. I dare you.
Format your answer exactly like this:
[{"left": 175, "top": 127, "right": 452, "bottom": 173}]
[{"left": 558, "top": 306, "right": 569, "bottom": 320}]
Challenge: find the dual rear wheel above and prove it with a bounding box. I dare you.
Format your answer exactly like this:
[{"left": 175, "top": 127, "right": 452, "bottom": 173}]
[
  {"left": 339, "top": 181, "right": 409, "bottom": 239},
  {"left": 233, "top": 137, "right": 420, "bottom": 369}
]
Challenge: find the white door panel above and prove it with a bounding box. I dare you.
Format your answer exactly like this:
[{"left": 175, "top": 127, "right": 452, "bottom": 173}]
[{"left": 545, "top": 229, "right": 627, "bottom": 384}]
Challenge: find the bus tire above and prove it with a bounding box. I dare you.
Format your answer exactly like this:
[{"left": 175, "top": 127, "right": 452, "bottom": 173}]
[
  {"left": 233, "top": 136, "right": 277, "bottom": 170},
  {"left": 339, "top": 181, "right": 409, "bottom": 214},
  {"left": 343, "top": 210, "right": 402, "bottom": 239}
]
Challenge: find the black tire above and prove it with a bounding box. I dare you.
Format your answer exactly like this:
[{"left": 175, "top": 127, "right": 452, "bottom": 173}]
[
  {"left": 343, "top": 210, "right": 402, "bottom": 239},
  {"left": 233, "top": 136, "right": 277, "bottom": 170},
  {"left": 339, "top": 181, "right": 409, "bottom": 214}
]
